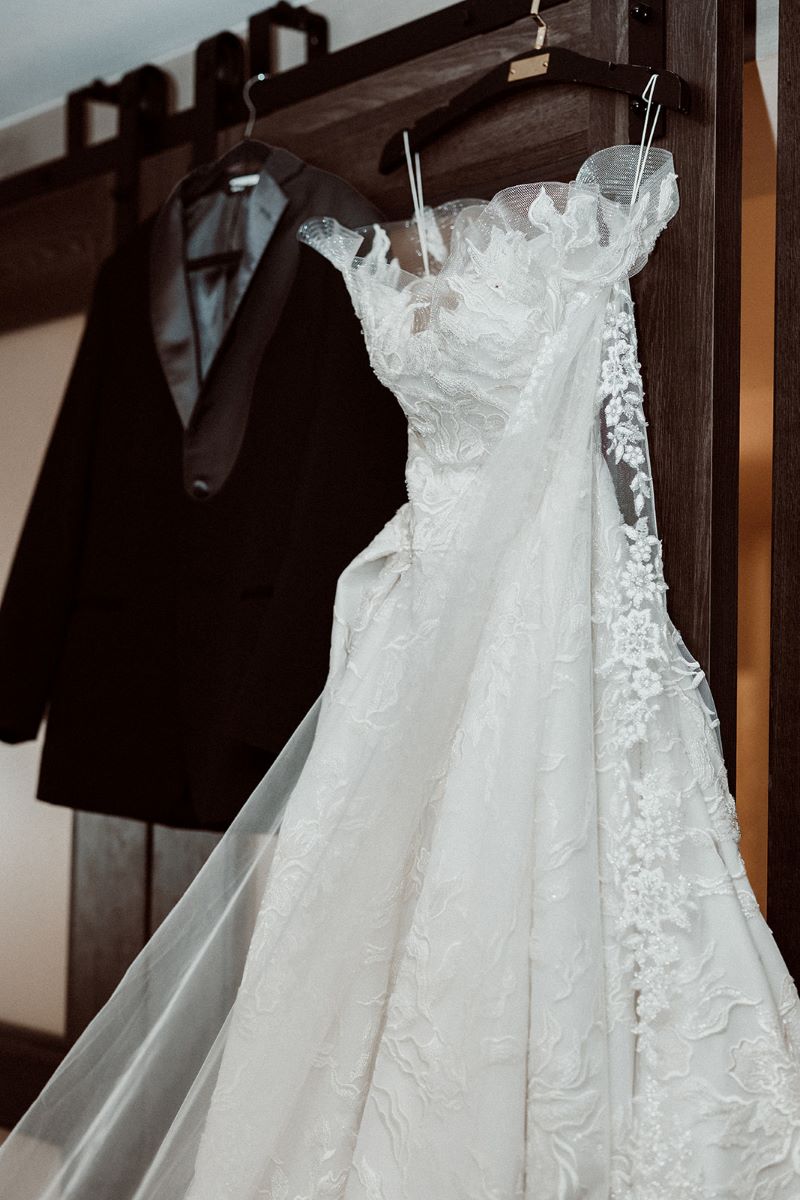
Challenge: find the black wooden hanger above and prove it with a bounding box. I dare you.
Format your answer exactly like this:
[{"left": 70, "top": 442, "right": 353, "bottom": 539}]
[{"left": 380, "top": 2, "right": 690, "bottom": 174}]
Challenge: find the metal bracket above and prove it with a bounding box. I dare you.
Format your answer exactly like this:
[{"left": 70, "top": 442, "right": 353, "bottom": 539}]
[
  {"left": 193, "top": 32, "right": 246, "bottom": 166},
  {"left": 628, "top": 0, "right": 667, "bottom": 140},
  {"left": 66, "top": 66, "right": 169, "bottom": 242},
  {"left": 66, "top": 66, "right": 168, "bottom": 158},
  {"left": 248, "top": 2, "right": 330, "bottom": 78},
  {"left": 66, "top": 80, "right": 119, "bottom": 158},
  {"left": 115, "top": 67, "right": 169, "bottom": 241}
]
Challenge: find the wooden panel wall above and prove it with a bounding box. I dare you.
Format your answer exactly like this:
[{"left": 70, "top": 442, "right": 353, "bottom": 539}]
[{"left": 768, "top": 0, "right": 800, "bottom": 976}]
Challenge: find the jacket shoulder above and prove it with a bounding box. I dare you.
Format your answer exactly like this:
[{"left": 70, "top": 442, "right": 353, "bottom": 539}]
[{"left": 294, "top": 162, "right": 384, "bottom": 230}]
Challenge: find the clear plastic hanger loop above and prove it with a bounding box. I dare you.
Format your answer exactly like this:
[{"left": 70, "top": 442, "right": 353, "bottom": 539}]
[
  {"left": 629, "top": 73, "right": 662, "bottom": 212},
  {"left": 402, "top": 129, "right": 431, "bottom": 277}
]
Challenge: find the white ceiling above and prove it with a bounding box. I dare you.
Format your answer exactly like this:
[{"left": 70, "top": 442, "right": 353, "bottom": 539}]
[{"left": 0, "top": 0, "right": 451, "bottom": 125}]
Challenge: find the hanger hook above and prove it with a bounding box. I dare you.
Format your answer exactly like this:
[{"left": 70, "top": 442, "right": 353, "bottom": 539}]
[
  {"left": 243, "top": 72, "right": 267, "bottom": 139},
  {"left": 530, "top": 0, "right": 547, "bottom": 51}
]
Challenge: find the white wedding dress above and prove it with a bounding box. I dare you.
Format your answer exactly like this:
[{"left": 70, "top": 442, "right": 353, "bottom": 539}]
[{"left": 2, "top": 144, "right": 800, "bottom": 1200}]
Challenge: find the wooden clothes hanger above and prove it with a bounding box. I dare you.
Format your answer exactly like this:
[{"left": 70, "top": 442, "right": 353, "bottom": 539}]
[{"left": 380, "top": 0, "right": 690, "bottom": 174}]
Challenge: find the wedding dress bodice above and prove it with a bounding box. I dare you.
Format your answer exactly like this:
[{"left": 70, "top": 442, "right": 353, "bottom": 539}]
[
  {"left": 298, "top": 147, "right": 680, "bottom": 569},
  {"left": 299, "top": 147, "right": 677, "bottom": 473}
]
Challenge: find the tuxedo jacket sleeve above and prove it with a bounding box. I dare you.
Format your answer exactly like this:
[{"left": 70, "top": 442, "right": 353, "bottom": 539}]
[{"left": 0, "top": 261, "right": 111, "bottom": 743}]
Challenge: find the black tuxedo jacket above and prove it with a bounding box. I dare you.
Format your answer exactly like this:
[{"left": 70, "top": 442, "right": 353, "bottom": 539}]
[{"left": 0, "top": 147, "right": 408, "bottom": 829}]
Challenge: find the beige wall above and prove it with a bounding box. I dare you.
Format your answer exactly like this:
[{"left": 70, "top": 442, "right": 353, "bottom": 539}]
[{"left": 0, "top": 316, "right": 83, "bottom": 1035}]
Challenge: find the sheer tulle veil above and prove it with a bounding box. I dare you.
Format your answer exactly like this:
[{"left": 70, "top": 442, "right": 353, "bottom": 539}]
[{"left": 0, "top": 700, "right": 320, "bottom": 1197}]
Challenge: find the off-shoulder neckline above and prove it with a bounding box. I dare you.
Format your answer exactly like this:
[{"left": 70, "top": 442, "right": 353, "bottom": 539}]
[{"left": 298, "top": 144, "right": 677, "bottom": 286}]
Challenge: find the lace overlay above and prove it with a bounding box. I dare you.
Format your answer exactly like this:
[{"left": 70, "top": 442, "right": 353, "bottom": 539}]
[{"left": 2, "top": 144, "right": 798, "bottom": 1200}]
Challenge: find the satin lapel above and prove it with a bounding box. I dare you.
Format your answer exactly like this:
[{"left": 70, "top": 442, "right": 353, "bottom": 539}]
[
  {"left": 182, "top": 171, "right": 290, "bottom": 386},
  {"left": 182, "top": 163, "right": 311, "bottom": 497},
  {"left": 150, "top": 143, "right": 289, "bottom": 433},
  {"left": 149, "top": 178, "right": 200, "bottom": 430},
  {"left": 234, "top": 171, "right": 289, "bottom": 340}
]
